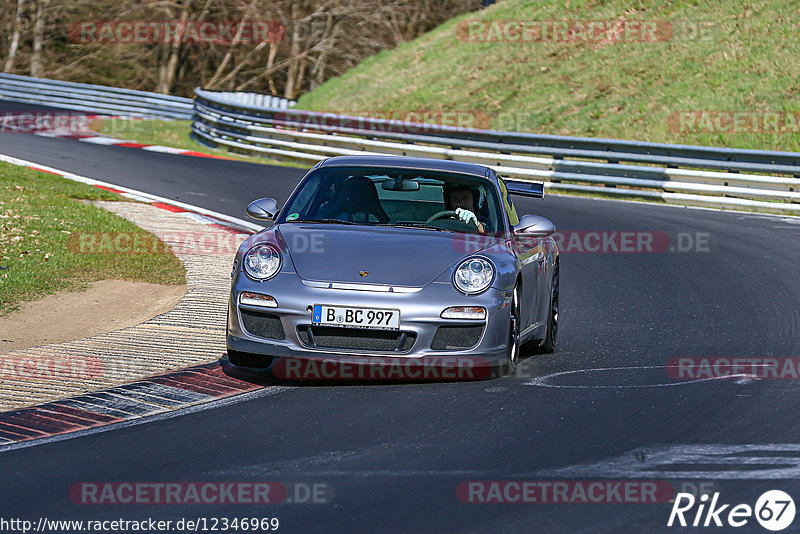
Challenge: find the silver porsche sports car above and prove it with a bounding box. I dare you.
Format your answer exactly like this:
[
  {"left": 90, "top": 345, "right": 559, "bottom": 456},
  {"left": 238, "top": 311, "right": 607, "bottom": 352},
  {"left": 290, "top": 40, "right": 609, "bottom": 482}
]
[{"left": 226, "top": 155, "right": 558, "bottom": 379}]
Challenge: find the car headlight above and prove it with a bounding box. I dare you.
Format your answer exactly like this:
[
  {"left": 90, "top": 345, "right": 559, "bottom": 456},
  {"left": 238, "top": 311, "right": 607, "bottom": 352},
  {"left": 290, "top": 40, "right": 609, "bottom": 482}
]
[
  {"left": 453, "top": 257, "right": 494, "bottom": 294},
  {"left": 243, "top": 244, "right": 281, "bottom": 280}
]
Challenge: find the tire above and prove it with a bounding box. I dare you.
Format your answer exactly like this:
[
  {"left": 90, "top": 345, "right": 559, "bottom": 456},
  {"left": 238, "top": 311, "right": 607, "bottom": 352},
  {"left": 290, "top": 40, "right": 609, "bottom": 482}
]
[
  {"left": 538, "top": 262, "right": 559, "bottom": 354},
  {"left": 502, "top": 284, "right": 521, "bottom": 376}
]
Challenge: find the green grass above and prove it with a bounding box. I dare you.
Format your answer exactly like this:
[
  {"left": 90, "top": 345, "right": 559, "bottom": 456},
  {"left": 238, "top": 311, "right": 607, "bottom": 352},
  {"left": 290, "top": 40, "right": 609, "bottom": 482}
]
[
  {"left": 98, "top": 119, "right": 197, "bottom": 151},
  {"left": 0, "top": 162, "right": 185, "bottom": 316},
  {"left": 97, "top": 118, "right": 307, "bottom": 167},
  {"left": 297, "top": 0, "right": 800, "bottom": 152}
]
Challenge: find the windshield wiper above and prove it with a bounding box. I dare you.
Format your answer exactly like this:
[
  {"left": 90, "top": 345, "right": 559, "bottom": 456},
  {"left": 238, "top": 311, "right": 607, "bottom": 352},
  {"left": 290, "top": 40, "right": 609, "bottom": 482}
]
[
  {"left": 382, "top": 222, "right": 454, "bottom": 232},
  {"left": 291, "top": 218, "right": 359, "bottom": 225}
]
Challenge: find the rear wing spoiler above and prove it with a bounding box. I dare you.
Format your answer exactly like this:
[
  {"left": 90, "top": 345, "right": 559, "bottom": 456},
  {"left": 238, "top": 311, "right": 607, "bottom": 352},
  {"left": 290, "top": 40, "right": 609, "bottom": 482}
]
[{"left": 505, "top": 180, "right": 544, "bottom": 199}]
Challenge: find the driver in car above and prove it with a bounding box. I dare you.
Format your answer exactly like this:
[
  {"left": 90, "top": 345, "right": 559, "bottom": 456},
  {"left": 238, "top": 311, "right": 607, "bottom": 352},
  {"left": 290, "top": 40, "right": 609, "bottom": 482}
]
[{"left": 444, "top": 184, "right": 486, "bottom": 233}]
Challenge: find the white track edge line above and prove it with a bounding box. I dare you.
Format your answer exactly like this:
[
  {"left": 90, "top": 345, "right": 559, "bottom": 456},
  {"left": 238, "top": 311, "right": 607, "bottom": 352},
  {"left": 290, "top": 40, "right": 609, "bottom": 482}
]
[{"left": 0, "top": 152, "right": 264, "bottom": 232}]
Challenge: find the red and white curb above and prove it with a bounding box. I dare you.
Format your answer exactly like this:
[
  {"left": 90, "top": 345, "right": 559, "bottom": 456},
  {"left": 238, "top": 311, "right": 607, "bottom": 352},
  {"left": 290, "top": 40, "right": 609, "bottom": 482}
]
[
  {"left": 0, "top": 364, "right": 248, "bottom": 444},
  {"left": 34, "top": 130, "right": 236, "bottom": 160},
  {"left": 0, "top": 362, "right": 287, "bottom": 450}
]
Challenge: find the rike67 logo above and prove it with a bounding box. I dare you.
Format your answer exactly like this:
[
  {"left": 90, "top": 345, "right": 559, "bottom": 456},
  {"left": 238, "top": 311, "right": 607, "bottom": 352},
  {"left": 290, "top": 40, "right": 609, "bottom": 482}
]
[{"left": 668, "top": 490, "right": 796, "bottom": 531}]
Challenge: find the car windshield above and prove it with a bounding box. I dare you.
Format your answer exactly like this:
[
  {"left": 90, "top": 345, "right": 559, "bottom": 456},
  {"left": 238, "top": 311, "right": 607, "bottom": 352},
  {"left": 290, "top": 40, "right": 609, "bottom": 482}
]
[{"left": 280, "top": 166, "right": 504, "bottom": 234}]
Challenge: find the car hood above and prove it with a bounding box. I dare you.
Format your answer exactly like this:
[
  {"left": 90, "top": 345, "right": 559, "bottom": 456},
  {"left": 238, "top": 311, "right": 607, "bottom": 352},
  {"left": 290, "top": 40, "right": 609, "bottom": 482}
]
[{"left": 277, "top": 224, "right": 505, "bottom": 287}]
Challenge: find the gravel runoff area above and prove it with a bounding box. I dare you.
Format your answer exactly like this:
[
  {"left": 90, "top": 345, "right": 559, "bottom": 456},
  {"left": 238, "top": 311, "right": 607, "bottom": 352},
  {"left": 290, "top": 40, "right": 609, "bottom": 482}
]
[{"left": 0, "top": 201, "right": 248, "bottom": 412}]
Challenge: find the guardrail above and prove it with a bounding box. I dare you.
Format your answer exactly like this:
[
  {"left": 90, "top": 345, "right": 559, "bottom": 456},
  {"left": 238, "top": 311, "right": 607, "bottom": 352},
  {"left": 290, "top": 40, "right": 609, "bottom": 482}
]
[
  {"left": 2, "top": 75, "right": 797, "bottom": 214},
  {"left": 0, "top": 73, "right": 194, "bottom": 119},
  {"left": 205, "top": 91, "right": 295, "bottom": 109},
  {"left": 192, "top": 88, "right": 800, "bottom": 214}
]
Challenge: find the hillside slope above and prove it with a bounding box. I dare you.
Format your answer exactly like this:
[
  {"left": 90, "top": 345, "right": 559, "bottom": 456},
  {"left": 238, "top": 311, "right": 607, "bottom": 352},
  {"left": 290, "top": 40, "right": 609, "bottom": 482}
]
[{"left": 297, "top": 0, "right": 800, "bottom": 152}]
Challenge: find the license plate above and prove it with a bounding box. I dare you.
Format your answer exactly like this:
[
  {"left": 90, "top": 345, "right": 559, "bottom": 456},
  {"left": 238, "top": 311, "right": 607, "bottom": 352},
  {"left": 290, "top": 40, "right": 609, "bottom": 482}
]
[{"left": 312, "top": 304, "right": 400, "bottom": 330}]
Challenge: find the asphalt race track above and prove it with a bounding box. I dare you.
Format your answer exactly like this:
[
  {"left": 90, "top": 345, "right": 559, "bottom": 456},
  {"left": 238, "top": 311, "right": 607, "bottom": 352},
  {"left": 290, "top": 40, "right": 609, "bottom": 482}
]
[{"left": 2, "top": 100, "right": 800, "bottom": 532}]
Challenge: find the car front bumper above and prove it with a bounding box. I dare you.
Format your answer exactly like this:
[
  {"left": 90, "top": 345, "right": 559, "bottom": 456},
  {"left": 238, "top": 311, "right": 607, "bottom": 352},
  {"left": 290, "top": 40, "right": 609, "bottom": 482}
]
[{"left": 226, "top": 272, "right": 512, "bottom": 378}]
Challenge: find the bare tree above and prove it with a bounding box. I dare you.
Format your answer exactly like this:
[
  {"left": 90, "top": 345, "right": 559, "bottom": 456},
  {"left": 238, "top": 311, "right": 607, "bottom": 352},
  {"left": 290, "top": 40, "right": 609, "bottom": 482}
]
[
  {"left": 29, "top": 0, "right": 50, "bottom": 77},
  {"left": 205, "top": 0, "right": 260, "bottom": 89},
  {"left": 4, "top": 0, "right": 26, "bottom": 73},
  {"left": 3, "top": 0, "right": 481, "bottom": 96},
  {"left": 156, "top": 0, "right": 190, "bottom": 94}
]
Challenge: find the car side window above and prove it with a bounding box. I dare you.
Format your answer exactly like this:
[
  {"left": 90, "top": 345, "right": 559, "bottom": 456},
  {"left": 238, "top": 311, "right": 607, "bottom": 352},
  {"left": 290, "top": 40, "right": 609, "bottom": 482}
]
[{"left": 497, "top": 176, "right": 519, "bottom": 227}]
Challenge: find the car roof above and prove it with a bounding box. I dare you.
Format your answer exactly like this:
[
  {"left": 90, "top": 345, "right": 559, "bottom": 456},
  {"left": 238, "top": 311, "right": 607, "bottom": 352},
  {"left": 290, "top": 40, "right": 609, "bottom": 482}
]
[{"left": 316, "top": 155, "right": 493, "bottom": 180}]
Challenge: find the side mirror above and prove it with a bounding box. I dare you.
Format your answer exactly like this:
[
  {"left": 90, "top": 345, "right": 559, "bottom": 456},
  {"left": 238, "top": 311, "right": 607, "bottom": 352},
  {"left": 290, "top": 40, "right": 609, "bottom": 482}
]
[
  {"left": 514, "top": 214, "right": 555, "bottom": 236},
  {"left": 246, "top": 198, "right": 280, "bottom": 221}
]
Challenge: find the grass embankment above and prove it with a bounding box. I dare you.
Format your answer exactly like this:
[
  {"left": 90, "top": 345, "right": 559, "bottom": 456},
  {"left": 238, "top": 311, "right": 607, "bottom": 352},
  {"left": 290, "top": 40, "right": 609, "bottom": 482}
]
[
  {"left": 0, "top": 162, "right": 185, "bottom": 316},
  {"left": 97, "top": 118, "right": 305, "bottom": 167},
  {"left": 297, "top": 0, "right": 800, "bottom": 152}
]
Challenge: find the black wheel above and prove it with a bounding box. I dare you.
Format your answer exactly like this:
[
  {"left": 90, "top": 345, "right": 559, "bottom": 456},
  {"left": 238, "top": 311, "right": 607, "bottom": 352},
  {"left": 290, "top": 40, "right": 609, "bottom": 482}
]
[
  {"left": 227, "top": 349, "right": 274, "bottom": 368},
  {"left": 502, "top": 284, "right": 521, "bottom": 375},
  {"left": 538, "top": 262, "right": 559, "bottom": 354}
]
